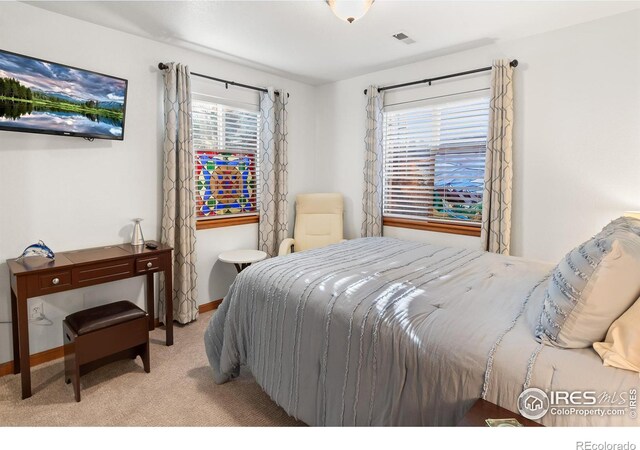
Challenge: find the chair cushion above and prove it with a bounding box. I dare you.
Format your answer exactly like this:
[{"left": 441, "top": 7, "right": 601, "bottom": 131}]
[
  {"left": 293, "top": 193, "right": 344, "bottom": 252},
  {"left": 296, "top": 193, "right": 344, "bottom": 214},
  {"left": 66, "top": 300, "right": 147, "bottom": 336}
]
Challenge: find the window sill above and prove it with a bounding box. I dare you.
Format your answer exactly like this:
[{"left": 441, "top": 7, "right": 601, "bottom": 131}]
[
  {"left": 196, "top": 215, "right": 259, "bottom": 230},
  {"left": 383, "top": 217, "right": 481, "bottom": 237}
]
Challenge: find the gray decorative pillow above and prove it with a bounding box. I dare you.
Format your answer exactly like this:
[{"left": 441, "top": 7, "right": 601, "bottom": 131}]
[{"left": 536, "top": 217, "right": 640, "bottom": 348}]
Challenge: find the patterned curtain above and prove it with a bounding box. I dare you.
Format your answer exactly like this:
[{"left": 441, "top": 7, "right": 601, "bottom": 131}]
[
  {"left": 481, "top": 59, "right": 514, "bottom": 255},
  {"left": 159, "top": 63, "right": 199, "bottom": 324},
  {"left": 258, "top": 88, "right": 289, "bottom": 257},
  {"left": 361, "top": 86, "right": 385, "bottom": 237}
]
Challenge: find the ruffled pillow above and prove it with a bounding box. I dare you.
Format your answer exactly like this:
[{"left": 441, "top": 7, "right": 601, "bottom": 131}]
[{"left": 536, "top": 217, "right": 640, "bottom": 348}]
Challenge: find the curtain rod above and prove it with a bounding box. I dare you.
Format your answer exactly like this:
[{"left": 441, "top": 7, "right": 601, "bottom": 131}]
[
  {"left": 158, "top": 63, "right": 287, "bottom": 97},
  {"left": 363, "top": 59, "right": 518, "bottom": 95}
]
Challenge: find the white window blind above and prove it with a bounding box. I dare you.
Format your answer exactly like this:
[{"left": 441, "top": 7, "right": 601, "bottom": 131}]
[
  {"left": 383, "top": 93, "right": 489, "bottom": 225},
  {"left": 192, "top": 99, "right": 260, "bottom": 219}
]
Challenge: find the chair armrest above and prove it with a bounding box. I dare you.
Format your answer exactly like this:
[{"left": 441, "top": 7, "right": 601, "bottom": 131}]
[{"left": 278, "top": 238, "right": 295, "bottom": 256}]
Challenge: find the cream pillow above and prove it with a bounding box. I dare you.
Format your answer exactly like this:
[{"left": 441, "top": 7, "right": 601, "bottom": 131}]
[{"left": 593, "top": 299, "right": 640, "bottom": 373}]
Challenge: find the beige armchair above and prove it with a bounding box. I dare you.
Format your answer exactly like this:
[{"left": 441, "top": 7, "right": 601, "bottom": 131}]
[{"left": 278, "top": 193, "right": 345, "bottom": 256}]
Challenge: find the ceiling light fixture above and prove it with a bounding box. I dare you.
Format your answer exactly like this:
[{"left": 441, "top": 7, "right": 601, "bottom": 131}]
[{"left": 326, "top": 0, "right": 374, "bottom": 24}]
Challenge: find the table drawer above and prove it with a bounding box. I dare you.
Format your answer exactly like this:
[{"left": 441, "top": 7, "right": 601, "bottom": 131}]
[
  {"left": 75, "top": 260, "right": 134, "bottom": 286},
  {"left": 27, "top": 270, "right": 72, "bottom": 296},
  {"left": 135, "top": 256, "right": 160, "bottom": 273}
]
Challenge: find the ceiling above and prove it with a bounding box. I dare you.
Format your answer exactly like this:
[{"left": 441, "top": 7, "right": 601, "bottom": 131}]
[{"left": 26, "top": 1, "right": 640, "bottom": 85}]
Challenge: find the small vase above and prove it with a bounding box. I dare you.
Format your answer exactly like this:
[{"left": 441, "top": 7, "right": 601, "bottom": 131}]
[{"left": 131, "top": 218, "right": 145, "bottom": 247}]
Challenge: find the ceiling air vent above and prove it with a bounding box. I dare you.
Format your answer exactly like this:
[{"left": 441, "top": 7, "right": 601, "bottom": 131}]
[{"left": 392, "top": 32, "right": 416, "bottom": 45}]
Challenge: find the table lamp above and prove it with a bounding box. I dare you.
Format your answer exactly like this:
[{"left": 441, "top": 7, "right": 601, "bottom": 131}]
[{"left": 131, "top": 218, "right": 145, "bottom": 247}]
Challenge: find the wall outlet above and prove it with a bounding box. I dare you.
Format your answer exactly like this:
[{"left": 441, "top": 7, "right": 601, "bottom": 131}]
[{"left": 30, "top": 303, "right": 44, "bottom": 321}]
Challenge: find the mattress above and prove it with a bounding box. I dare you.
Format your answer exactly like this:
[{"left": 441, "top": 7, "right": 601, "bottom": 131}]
[{"left": 205, "top": 237, "right": 639, "bottom": 426}]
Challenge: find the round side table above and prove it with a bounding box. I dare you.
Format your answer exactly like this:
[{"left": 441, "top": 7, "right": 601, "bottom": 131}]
[{"left": 219, "top": 249, "right": 267, "bottom": 273}]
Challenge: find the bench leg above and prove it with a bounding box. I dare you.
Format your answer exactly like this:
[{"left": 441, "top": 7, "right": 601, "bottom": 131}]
[
  {"left": 72, "top": 367, "right": 81, "bottom": 402},
  {"left": 141, "top": 341, "right": 150, "bottom": 373},
  {"left": 66, "top": 349, "right": 81, "bottom": 402},
  {"left": 63, "top": 322, "right": 81, "bottom": 401},
  {"left": 64, "top": 346, "right": 73, "bottom": 385}
]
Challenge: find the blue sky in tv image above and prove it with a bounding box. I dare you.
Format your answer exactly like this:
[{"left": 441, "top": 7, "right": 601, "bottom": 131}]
[{"left": 0, "top": 49, "right": 126, "bottom": 138}]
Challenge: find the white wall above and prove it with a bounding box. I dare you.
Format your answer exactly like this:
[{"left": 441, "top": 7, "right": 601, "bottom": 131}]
[
  {"left": 0, "top": 2, "right": 319, "bottom": 363},
  {"left": 316, "top": 10, "right": 640, "bottom": 261}
]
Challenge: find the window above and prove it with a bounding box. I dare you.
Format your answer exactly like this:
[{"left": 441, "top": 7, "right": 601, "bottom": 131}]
[
  {"left": 192, "top": 99, "right": 260, "bottom": 229},
  {"left": 382, "top": 93, "right": 489, "bottom": 236}
]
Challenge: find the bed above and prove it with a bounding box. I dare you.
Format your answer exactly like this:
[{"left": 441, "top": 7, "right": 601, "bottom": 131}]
[{"left": 204, "top": 237, "right": 639, "bottom": 426}]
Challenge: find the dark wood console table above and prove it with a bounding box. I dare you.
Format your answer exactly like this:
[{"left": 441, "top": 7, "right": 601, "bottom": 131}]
[{"left": 7, "top": 241, "right": 173, "bottom": 399}]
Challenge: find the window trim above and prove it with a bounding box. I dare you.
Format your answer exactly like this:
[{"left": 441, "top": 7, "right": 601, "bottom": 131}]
[
  {"left": 382, "top": 91, "right": 489, "bottom": 235},
  {"left": 196, "top": 214, "right": 259, "bottom": 230},
  {"left": 383, "top": 216, "right": 481, "bottom": 237},
  {"left": 192, "top": 96, "right": 260, "bottom": 227}
]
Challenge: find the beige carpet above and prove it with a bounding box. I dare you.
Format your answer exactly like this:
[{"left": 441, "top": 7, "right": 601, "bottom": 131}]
[{"left": 0, "top": 310, "right": 303, "bottom": 426}]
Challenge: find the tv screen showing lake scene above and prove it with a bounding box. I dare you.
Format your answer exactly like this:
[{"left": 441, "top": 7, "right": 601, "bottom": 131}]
[{"left": 0, "top": 49, "right": 127, "bottom": 140}]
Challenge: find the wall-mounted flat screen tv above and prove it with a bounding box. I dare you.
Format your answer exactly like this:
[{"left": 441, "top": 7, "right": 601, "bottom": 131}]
[{"left": 0, "top": 49, "right": 127, "bottom": 140}]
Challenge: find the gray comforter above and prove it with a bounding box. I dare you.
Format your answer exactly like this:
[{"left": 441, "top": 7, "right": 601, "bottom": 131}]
[{"left": 205, "top": 238, "right": 639, "bottom": 426}]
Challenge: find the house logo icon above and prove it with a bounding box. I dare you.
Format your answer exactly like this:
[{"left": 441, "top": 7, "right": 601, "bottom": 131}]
[
  {"left": 525, "top": 396, "right": 543, "bottom": 411},
  {"left": 518, "top": 388, "right": 550, "bottom": 420}
]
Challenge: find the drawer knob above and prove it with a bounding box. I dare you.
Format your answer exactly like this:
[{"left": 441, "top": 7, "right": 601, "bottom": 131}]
[
  {"left": 52, "top": 277, "right": 60, "bottom": 285},
  {"left": 146, "top": 262, "right": 153, "bottom": 268}
]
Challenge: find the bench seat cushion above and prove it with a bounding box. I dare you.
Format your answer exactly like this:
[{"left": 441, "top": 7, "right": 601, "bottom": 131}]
[{"left": 66, "top": 300, "right": 146, "bottom": 336}]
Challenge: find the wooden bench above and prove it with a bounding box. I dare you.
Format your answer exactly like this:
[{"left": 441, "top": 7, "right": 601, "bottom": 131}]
[{"left": 63, "top": 301, "right": 150, "bottom": 402}]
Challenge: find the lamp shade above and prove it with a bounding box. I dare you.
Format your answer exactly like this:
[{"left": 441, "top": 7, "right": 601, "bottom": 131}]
[
  {"left": 624, "top": 211, "right": 640, "bottom": 220},
  {"left": 326, "top": 0, "right": 374, "bottom": 23}
]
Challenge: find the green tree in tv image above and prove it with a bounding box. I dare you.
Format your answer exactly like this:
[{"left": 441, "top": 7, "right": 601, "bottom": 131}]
[{"left": 0, "top": 77, "right": 124, "bottom": 125}]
